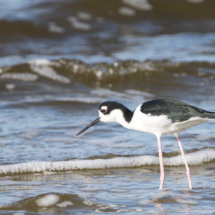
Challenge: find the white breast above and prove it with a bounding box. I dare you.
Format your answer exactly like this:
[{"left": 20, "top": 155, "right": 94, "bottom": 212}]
[{"left": 128, "top": 105, "right": 172, "bottom": 136}]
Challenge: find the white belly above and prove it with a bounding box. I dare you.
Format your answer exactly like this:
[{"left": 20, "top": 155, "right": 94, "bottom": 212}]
[{"left": 169, "top": 117, "right": 210, "bottom": 135}]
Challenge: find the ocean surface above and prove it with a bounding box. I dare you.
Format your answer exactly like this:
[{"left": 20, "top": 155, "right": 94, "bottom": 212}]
[{"left": 1, "top": 0, "right": 215, "bottom": 214}]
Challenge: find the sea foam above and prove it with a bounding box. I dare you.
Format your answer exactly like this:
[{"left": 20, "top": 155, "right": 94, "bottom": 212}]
[
  {"left": 36, "top": 194, "right": 59, "bottom": 207},
  {"left": 0, "top": 149, "right": 214, "bottom": 175}
]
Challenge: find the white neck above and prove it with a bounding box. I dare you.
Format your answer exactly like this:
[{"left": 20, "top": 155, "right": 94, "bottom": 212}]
[
  {"left": 114, "top": 110, "right": 130, "bottom": 128},
  {"left": 100, "top": 109, "right": 131, "bottom": 129}
]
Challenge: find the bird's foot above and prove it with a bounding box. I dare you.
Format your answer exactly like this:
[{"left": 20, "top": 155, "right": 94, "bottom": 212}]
[
  {"left": 186, "top": 170, "right": 192, "bottom": 189},
  {"left": 159, "top": 175, "right": 165, "bottom": 190}
]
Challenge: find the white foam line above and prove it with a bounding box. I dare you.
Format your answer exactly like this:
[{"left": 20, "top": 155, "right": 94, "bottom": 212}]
[{"left": 0, "top": 149, "right": 214, "bottom": 174}]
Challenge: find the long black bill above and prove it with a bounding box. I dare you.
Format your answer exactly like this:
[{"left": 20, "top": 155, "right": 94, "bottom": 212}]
[{"left": 76, "top": 117, "right": 101, "bottom": 136}]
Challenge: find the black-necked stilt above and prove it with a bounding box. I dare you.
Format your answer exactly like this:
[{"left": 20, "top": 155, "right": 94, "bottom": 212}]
[{"left": 77, "top": 98, "right": 215, "bottom": 190}]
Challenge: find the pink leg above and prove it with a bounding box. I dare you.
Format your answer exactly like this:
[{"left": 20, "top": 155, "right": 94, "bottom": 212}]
[
  {"left": 157, "top": 136, "right": 165, "bottom": 190},
  {"left": 175, "top": 133, "right": 192, "bottom": 189}
]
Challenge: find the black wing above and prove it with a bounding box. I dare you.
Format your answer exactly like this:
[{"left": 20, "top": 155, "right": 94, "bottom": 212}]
[{"left": 140, "top": 98, "right": 215, "bottom": 123}]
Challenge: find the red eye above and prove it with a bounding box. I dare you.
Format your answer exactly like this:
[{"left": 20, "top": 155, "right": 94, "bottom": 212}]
[{"left": 101, "top": 109, "right": 107, "bottom": 113}]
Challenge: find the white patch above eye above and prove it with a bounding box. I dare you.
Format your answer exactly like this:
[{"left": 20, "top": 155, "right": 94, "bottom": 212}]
[{"left": 100, "top": 106, "right": 108, "bottom": 113}]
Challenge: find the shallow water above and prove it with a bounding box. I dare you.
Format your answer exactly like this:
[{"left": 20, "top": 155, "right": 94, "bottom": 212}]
[{"left": 1, "top": 0, "right": 215, "bottom": 214}]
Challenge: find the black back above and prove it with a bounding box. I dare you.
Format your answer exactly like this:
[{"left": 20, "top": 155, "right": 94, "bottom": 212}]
[
  {"left": 99, "top": 101, "right": 133, "bottom": 123},
  {"left": 141, "top": 98, "right": 215, "bottom": 123}
]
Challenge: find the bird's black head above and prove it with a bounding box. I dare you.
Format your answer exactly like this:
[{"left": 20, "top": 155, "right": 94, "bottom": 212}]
[
  {"left": 76, "top": 101, "right": 133, "bottom": 136},
  {"left": 99, "top": 101, "right": 123, "bottom": 115}
]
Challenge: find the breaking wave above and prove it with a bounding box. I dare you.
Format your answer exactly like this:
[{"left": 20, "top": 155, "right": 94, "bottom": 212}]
[
  {"left": 1, "top": 59, "right": 215, "bottom": 91},
  {"left": 1, "top": 149, "right": 215, "bottom": 175}
]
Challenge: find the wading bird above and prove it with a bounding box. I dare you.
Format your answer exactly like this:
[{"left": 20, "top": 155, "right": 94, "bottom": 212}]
[{"left": 77, "top": 98, "right": 215, "bottom": 190}]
